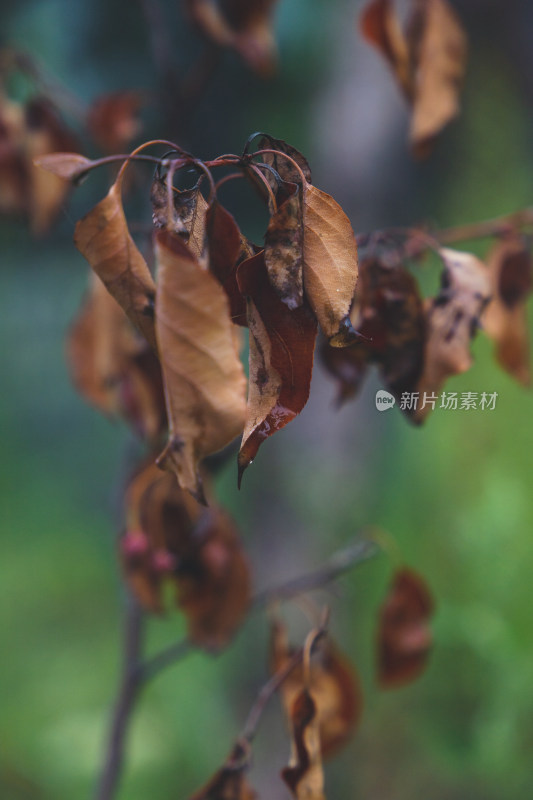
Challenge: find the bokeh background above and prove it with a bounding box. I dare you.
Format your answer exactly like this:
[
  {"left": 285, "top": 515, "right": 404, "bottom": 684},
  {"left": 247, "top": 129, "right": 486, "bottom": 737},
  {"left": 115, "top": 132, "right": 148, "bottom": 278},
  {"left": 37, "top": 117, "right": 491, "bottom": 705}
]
[{"left": 1, "top": 0, "right": 533, "bottom": 798}]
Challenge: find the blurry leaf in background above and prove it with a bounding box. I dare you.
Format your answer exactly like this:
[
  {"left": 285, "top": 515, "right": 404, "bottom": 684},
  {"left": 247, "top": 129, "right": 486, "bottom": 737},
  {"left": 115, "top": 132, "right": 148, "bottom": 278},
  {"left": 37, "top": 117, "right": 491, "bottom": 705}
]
[
  {"left": 359, "top": 0, "right": 467, "bottom": 156},
  {"left": 377, "top": 567, "right": 434, "bottom": 689},
  {"left": 186, "top": 0, "right": 280, "bottom": 76},
  {"left": 483, "top": 233, "right": 532, "bottom": 386},
  {"left": 155, "top": 230, "right": 246, "bottom": 501},
  {"left": 87, "top": 90, "right": 144, "bottom": 153},
  {"left": 67, "top": 271, "right": 166, "bottom": 441}
]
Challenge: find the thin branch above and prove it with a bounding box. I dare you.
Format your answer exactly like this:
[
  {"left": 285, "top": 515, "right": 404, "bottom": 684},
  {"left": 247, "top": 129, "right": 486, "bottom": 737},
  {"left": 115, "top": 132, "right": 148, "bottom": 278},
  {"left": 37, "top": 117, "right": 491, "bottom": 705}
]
[
  {"left": 139, "top": 536, "right": 378, "bottom": 683},
  {"left": 94, "top": 596, "right": 144, "bottom": 800}
]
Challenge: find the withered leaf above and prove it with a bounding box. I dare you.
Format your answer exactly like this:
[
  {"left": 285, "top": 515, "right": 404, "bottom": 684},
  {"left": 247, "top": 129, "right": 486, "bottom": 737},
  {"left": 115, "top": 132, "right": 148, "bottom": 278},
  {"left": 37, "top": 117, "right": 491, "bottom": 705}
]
[
  {"left": 377, "top": 567, "right": 434, "bottom": 689},
  {"left": 186, "top": 0, "right": 279, "bottom": 75},
  {"left": 482, "top": 235, "right": 532, "bottom": 386},
  {"left": 206, "top": 200, "right": 248, "bottom": 324},
  {"left": 87, "top": 90, "right": 143, "bottom": 153},
  {"left": 320, "top": 338, "right": 369, "bottom": 407},
  {"left": 155, "top": 231, "right": 246, "bottom": 501},
  {"left": 415, "top": 247, "right": 490, "bottom": 421},
  {"left": 272, "top": 620, "right": 362, "bottom": 760},
  {"left": 24, "top": 97, "right": 80, "bottom": 234},
  {"left": 67, "top": 272, "right": 166, "bottom": 440},
  {"left": 302, "top": 181, "right": 359, "bottom": 342},
  {"left": 360, "top": 0, "right": 467, "bottom": 156},
  {"left": 74, "top": 168, "right": 157, "bottom": 350},
  {"left": 189, "top": 742, "right": 256, "bottom": 800},
  {"left": 33, "top": 152, "right": 94, "bottom": 182},
  {"left": 407, "top": 0, "right": 467, "bottom": 157},
  {"left": 123, "top": 461, "right": 250, "bottom": 647},
  {"left": 237, "top": 251, "right": 317, "bottom": 484},
  {"left": 281, "top": 689, "right": 325, "bottom": 800},
  {"left": 0, "top": 96, "right": 29, "bottom": 217},
  {"left": 151, "top": 176, "right": 208, "bottom": 260},
  {"left": 264, "top": 180, "right": 304, "bottom": 309}
]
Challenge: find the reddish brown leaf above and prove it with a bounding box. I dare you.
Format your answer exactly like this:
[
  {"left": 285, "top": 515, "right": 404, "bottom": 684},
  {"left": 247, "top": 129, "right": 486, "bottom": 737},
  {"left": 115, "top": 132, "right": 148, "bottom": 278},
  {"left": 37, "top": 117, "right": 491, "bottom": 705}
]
[
  {"left": 415, "top": 248, "right": 490, "bottom": 421},
  {"left": 155, "top": 231, "right": 246, "bottom": 501},
  {"left": 74, "top": 167, "right": 157, "bottom": 350},
  {"left": 377, "top": 567, "right": 434, "bottom": 689},
  {"left": 272, "top": 621, "right": 362, "bottom": 761},
  {"left": 67, "top": 272, "right": 166, "bottom": 440},
  {"left": 87, "top": 91, "right": 143, "bottom": 153},
  {"left": 189, "top": 742, "right": 256, "bottom": 800},
  {"left": 236, "top": 251, "right": 317, "bottom": 484},
  {"left": 206, "top": 200, "right": 248, "bottom": 324},
  {"left": 483, "top": 235, "right": 532, "bottom": 386}
]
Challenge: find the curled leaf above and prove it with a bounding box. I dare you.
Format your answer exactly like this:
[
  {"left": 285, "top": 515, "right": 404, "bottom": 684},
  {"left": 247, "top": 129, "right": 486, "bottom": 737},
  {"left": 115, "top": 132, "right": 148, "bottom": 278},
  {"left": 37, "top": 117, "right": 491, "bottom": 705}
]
[
  {"left": 151, "top": 176, "right": 208, "bottom": 260},
  {"left": 264, "top": 181, "right": 304, "bottom": 309},
  {"left": 281, "top": 689, "right": 325, "bottom": 800},
  {"left": 237, "top": 251, "right": 317, "bottom": 484},
  {"left": 74, "top": 169, "right": 157, "bottom": 350},
  {"left": 258, "top": 135, "right": 312, "bottom": 187},
  {"left": 415, "top": 248, "right": 490, "bottom": 421},
  {"left": 483, "top": 235, "right": 532, "bottom": 386},
  {"left": 155, "top": 231, "right": 246, "bottom": 501},
  {"left": 272, "top": 620, "right": 362, "bottom": 761},
  {"left": 377, "top": 567, "right": 434, "bottom": 689}
]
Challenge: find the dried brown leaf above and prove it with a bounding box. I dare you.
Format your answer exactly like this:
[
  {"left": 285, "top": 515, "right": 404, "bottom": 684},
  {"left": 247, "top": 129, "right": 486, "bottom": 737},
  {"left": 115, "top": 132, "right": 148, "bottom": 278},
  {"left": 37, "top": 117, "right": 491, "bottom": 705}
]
[
  {"left": 272, "top": 621, "right": 362, "bottom": 761},
  {"left": 206, "top": 200, "right": 248, "bottom": 324},
  {"left": 377, "top": 567, "right": 434, "bottom": 689},
  {"left": 151, "top": 177, "right": 208, "bottom": 260},
  {"left": 33, "top": 152, "right": 93, "bottom": 181},
  {"left": 302, "top": 181, "right": 359, "bottom": 342},
  {"left": 0, "top": 96, "right": 27, "bottom": 216},
  {"left": 189, "top": 742, "right": 256, "bottom": 800},
  {"left": 67, "top": 273, "right": 166, "bottom": 439},
  {"left": 359, "top": 0, "right": 411, "bottom": 96},
  {"left": 237, "top": 251, "right": 317, "bottom": 484},
  {"left": 264, "top": 181, "right": 304, "bottom": 309},
  {"left": 74, "top": 168, "right": 157, "bottom": 351},
  {"left": 155, "top": 231, "right": 246, "bottom": 501},
  {"left": 281, "top": 689, "right": 325, "bottom": 800},
  {"left": 483, "top": 235, "right": 532, "bottom": 386},
  {"left": 415, "top": 247, "right": 490, "bottom": 421}
]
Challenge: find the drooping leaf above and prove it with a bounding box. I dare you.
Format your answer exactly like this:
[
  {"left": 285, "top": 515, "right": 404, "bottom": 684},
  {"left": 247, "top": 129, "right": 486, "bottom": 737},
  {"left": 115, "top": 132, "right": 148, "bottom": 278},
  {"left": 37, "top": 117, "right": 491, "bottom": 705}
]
[
  {"left": 87, "top": 90, "right": 143, "bottom": 153},
  {"left": 264, "top": 181, "right": 304, "bottom": 309},
  {"left": 407, "top": 0, "right": 468, "bottom": 157},
  {"left": 155, "top": 231, "right": 246, "bottom": 501},
  {"left": 206, "top": 200, "right": 248, "bottom": 324},
  {"left": 415, "top": 247, "right": 490, "bottom": 421},
  {"left": 186, "top": 0, "right": 279, "bottom": 75},
  {"left": 359, "top": 0, "right": 467, "bottom": 156},
  {"left": 67, "top": 272, "right": 166, "bottom": 440},
  {"left": 482, "top": 234, "right": 532, "bottom": 386},
  {"left": 237, "top": 251, "right": 317, "bottom": 484},
  {"left": 272, "top": 620, "right": 362, "bottom": 760},
  {"left": 189, "top": 742, "right": 256, "bottom": 800},
  {"left": 301, "top": 181, "right": 359, "bottom": 343},
  {"left": 258, "top": 134, "right": 312, "bottom": 187},
  {"left": 377, "top": 567, "right": 434, "bottom": 689},
  {"left": 281, "top": 688, "right": 325, "bottom": 800},
  {"left": 74, "top": 167, "right": 157, "bottom": 350}
]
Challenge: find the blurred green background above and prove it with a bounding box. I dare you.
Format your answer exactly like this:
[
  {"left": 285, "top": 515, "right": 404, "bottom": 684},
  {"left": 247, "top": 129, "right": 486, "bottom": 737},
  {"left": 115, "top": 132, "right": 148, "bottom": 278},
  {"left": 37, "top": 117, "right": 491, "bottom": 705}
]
[{"left": 1, "top": 1, "right": 533, "bottom": 798}]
